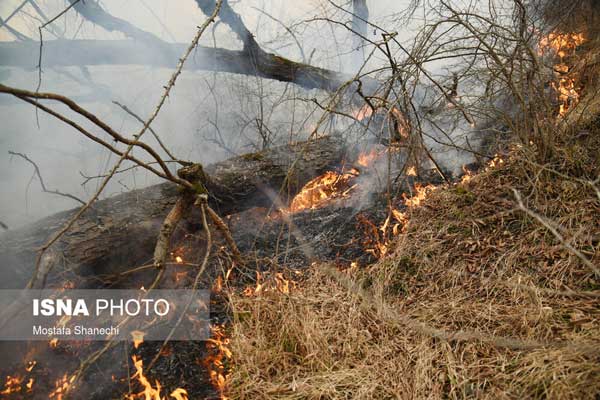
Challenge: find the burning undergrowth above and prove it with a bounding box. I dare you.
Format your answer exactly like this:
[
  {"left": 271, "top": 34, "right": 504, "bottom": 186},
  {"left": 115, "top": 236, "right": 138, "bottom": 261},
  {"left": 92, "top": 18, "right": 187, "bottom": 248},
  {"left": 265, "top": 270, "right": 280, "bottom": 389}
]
[
  {"left": 2, "top": 5, "right": 599, "bottom": 398},
  {"left": 226, "top": 131, "right": 600, "bottom": 399},
  {"left": 0, "top": 138, "right": 449, "bottom": 399}
]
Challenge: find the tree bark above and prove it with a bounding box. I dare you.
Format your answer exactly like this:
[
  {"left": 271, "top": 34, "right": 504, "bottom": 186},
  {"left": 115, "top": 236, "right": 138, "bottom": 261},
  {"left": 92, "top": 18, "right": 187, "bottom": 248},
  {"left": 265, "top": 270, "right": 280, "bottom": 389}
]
[
  {"left": 0, "top": 39, "right": 353, "bottom": 92},
  {"left": 0, "top": 135, "right": 348, "bottom": 287}
]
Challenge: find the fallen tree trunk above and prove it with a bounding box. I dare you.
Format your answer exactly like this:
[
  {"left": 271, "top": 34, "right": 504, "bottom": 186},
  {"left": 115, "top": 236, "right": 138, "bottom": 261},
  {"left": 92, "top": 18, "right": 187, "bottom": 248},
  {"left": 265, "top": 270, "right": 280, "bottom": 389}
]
[
  {"left": 0, "top": 39, "right": 351, "bottom": 92},
  {"left": 0, "top": 136, "right": 348, "bottom": 287}
]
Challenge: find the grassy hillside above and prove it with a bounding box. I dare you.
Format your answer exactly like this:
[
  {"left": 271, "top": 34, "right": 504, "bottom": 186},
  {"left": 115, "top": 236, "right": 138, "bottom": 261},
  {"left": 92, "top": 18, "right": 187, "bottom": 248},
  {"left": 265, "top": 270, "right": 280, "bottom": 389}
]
[{"left": 226, "top": 125, "right": 600, "bottom": 398}]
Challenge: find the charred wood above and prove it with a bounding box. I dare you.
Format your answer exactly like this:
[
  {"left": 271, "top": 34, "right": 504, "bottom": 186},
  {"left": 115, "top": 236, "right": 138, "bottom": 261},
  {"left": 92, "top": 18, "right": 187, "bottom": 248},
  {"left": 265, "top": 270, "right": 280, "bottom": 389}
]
[{"left": 0, "top": 136, "right": 347, "bottom": 287}]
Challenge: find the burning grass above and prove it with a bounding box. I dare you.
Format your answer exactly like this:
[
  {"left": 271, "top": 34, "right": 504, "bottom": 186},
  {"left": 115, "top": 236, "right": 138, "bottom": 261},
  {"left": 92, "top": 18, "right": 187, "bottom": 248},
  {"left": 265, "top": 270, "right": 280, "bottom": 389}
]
[{"left": 226, "top": 129, "right": 600, "bottom": 398}]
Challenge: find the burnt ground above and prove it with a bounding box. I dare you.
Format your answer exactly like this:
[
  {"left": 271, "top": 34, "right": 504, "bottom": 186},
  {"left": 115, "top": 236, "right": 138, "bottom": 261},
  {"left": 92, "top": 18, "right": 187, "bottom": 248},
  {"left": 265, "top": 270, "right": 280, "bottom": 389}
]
[{"left": 0, "top": 165, "right": 450, "bottom": 399}]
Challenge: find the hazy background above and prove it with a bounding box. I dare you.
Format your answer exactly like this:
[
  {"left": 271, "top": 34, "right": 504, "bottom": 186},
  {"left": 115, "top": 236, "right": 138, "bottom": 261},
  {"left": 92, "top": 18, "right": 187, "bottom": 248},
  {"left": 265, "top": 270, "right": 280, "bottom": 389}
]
[{"left": 0, "top": 0, "right": 424, "bottom": 227}]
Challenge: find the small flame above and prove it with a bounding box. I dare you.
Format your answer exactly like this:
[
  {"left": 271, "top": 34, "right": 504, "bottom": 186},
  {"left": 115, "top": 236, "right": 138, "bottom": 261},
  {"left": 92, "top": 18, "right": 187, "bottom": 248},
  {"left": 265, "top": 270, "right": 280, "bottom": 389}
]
[
  {"left": 403, "top": 184, "right": 436, "bottom": 208},
  {"left": 357, "top": 149, "right": 379, "bottom": 168},
  {"left": 406, "top": 166, "right": 417, "bottom": 176},
  {"left": 49, "top": 338, "right": 59, "bottom": 348},
  {"left": 170, "top": 388, "right": 189, "bottom": 400},
  {"left": 243, "top": 271, "right": 295, "bottom": 296},
  {"left": 49, "top": 374, "right": 75, "bottom": 400},
  {"left": 352, "top": 104, "right": 373, "bottom": 121},
  {"left": 25, "top": 361, "right": 36, "bottom": 372},
  {"left": 175, "top": 256, "right": 183, "bottom": 264},
  {"left": 127, "top": 356, "right": 188, "bottom": 400},
  {"left": 288, "top": 169, "right": 358, "bottom": 212},
  {"left": 205, "top": 324, "right": 231, "bottom": 399}
]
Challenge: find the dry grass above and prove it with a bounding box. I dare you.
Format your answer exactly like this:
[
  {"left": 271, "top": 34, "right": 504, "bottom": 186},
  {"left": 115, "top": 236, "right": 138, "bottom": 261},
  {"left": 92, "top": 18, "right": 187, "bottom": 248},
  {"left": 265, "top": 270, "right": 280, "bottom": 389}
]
[
  {"left": 222, "top": 5, "right": 600, "bottom": 397},
  {"left": 225, "top": 124, "right": 600, "bottom": 399}
]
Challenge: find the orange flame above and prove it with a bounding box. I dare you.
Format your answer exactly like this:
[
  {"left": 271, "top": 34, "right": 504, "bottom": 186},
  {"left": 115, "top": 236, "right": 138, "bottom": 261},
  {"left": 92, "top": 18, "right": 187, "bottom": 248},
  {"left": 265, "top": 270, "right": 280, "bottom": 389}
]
[
  {"left": 243, "top": 271, "right": 295, "bottom": 296},
  {"left": 352, "top": 104, "right": 374, "bottom": 121},
  {"left": 289, "top": 169, "right": 358, "bottom": 212},
  {"left": 403, "top": 184, "right": 436, "bottom": 208},
  {"left": 49, "top": 374, "right": 75, "bottom": 400},
  {"left": 205, "top": 324, "right": 231, "bottom": 399},
  {"left": 357, "top": 148, "right": 379, "bottom": 167},
  {"left": 1, "top": 375, "right": 24, "bottom": 395},
  {"left": 539, "top": 31, "right": 586, "bottom": 117},
  {"left": 127, "top": 356, "right": 189, "bottom": 400}
]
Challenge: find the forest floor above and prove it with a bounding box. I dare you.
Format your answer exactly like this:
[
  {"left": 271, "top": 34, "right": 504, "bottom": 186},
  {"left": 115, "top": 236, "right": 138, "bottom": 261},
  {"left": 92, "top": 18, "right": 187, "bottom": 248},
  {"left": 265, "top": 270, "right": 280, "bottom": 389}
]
[{"left": 224, "top": 123, "right": 600, "bottom": 399}]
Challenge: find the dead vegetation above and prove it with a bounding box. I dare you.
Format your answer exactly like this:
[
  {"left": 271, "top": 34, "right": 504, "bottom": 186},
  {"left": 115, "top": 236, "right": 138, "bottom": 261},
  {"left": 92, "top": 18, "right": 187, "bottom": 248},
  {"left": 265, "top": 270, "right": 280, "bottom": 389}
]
[
  {"left": 1, "top": 0, "right": 599, "bottom": 398},
  {"left": 219, "top": 2, "right": 600, "bottom": 398},
  {"left": 226, "top": 124, "right": 600, "bottom": 398}
]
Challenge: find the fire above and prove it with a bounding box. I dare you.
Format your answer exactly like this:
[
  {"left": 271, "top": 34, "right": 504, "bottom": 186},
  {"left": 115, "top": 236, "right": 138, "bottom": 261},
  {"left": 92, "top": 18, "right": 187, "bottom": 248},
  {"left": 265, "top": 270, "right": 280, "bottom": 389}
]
[
  {"left": 403, "top": 183, "right": 436, "bottom": 208},
  {"left": 359, "top": 208, "right": 408, "bottom": 259},
  {"left": 170, "top": 388, "right": 189, "bottom": 400},
  {"left": 539, "top": 31, "right": 586, "bottom": 117},
  {"left": 243, "top": 271, "right": 295, "bottom": 296},
  {"left": 357, "top": 148, "right": 379, "bottom": 167},
  {"left": 406, "top": 166, "right": 417, "bottom": 176},
  {"left": 128, "top": 356, "right": 188, "bottom": 400},
  {"left": 25, "top": 361, "right": 36, "bottom": 372},
  {"left": 486, "top": 154, "right": 505, "bottom": 169},
  {"left": 49, "top": 374, "right": 75, "bottom": 400},
  {"left": 288, "top": 148, "right": 391, "bottom": 213},
  {"left": 1, "top": 375, "right": 24, "bottom": 395},
  {"left": 49, "top": 338, "right": 59, "bottom": 347},
  {"left": 539, "top": 32, "right": 585, "bottom": 58},
  {"left": 288, "top": 169, "right": 358, "bottom": 212},
  {"left": 205, "top": 324, "right": 231, "bottom": 399},
  {"left": 175, "top": 256, "right": 183, "bottom": 264}
]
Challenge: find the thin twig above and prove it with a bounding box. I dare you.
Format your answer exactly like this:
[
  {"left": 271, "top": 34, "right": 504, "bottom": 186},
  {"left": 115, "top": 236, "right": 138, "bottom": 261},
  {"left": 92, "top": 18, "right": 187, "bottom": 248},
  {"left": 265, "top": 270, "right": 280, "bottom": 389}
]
[
  {"left": 8, "top": 151, "right": 85, "bottom": 205},
  {"left": 513, "top": 189, "right": 599, "bottom": 279},
  {"left": 206, "top": 204, "right": 245, "bottom": 267},
  {"left": 112, "top": 101, "right": 183, "bottom": 166}
]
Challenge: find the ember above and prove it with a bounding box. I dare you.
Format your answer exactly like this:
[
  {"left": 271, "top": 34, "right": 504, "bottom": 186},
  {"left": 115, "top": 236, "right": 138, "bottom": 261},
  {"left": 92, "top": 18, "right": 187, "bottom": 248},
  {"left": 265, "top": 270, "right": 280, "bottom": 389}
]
[{"left": 49, "top": 374, "right": 75, "bottom": 400}]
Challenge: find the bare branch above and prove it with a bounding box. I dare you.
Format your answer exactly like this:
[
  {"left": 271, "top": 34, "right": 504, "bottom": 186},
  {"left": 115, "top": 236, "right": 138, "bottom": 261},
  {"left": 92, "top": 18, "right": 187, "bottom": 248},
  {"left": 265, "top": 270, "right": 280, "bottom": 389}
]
[{"left": 8, "top": 151, "right": 86, "bottom": 205}]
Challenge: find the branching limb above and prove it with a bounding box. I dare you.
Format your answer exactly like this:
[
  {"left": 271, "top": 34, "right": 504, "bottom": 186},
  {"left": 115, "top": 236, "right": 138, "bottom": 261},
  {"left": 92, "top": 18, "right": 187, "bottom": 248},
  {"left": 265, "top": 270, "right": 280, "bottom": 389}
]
[
  {"left": 112, "top": 101, "right": 184, "bottom": 166},
  {"left": 149, "top": 194, "right": 213, "bottom": 369},
  {"left": 153, "top": 195, "right": 194, "bottom": 269},
  {"left": 0, "top": 84, "right": 187, "bottom": 188},
  {"left": 206, "top": 204, "right": 244, "bottom": 267}
]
